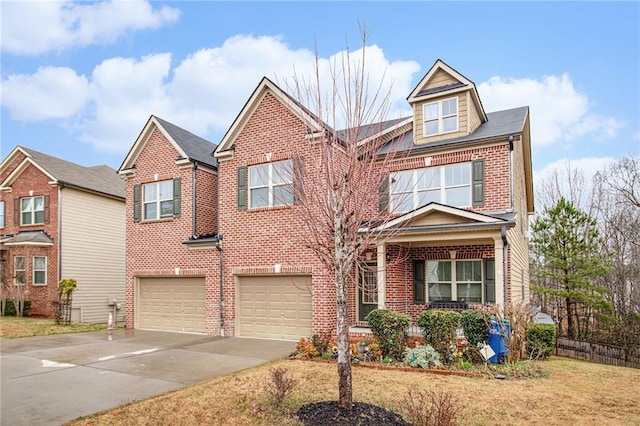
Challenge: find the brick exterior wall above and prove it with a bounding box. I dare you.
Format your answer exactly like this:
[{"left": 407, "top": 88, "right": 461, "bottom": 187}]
[
  {"left": 122, "top": 128, "right": 220, "bottom": 334},
  {"left": 0, "top": 161, "right": 59, "bottom": 317}
]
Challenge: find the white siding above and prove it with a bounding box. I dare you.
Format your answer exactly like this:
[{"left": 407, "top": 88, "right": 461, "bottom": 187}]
[{"left": 60, "top": 189, "right": 125, "bottom": 323}]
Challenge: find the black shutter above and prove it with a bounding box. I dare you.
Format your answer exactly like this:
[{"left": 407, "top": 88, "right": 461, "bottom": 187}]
[
  {"left": 472, "top": 159, "right": 485, "bottom": 206},
  {"left": 237, "top": 166, "right": 247, "bottom": 211},
  {"left": 133, "top": 184, "right": 141, "bottom": 222},
  {"left": 173, "top": 178, "right": 181, "bottom": 217},
  {"left": 14, "top": 198, "right": 20, "bottom": 225},
  {"left": 378, "top": 175, "right": 389, "bottom": 214},
  {"left": 43, "top": 195, "right": 50, "bottom": 224},
  {"left": 484, "top": 258, "right": 495, "bottom": 303},
  {"left": 413, "top": 260, "right": 425, "bottom": 304}
]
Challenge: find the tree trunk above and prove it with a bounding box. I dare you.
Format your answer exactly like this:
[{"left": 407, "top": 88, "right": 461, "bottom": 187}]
[{"left": 336, "top": 271, "right": 352, "bottom": 409}]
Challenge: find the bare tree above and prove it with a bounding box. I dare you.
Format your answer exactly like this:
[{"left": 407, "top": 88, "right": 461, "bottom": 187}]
[{"left": 283, "top": 31, "right": 407, "bottom": 409}]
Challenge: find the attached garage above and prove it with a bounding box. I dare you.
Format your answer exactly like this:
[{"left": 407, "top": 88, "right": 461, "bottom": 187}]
[
  {"left": 137, "top": 277, "right": 206, "bottom": 333},
  {"left": 237, "top": 275, "right": 312, "bottom": 340}
]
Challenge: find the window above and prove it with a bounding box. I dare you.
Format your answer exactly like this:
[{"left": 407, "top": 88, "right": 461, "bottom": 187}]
[
  {"left": 21, "top": 196, "right": 45, "bottom": 225},
  {"left": 249, "top": 160, "right": 293, "bottom": 208},
  {"left": 143, "top": 180, "right": 175, "bottom": 220},
  {"left": 33, "top": 256, "right": 47, "bottom": 285},
  {"left": 0, "top": 200, "right": 4, "bottom": 228},
  {"left": 360, "top": 265, "right": 378, "bottom": 305},
  {"left": 14, "top": 256, "right": 25, "bottom": 285},
  {"left": 426, "top": 260, "right": 483, "bottom": 303},
  {"left": 423, "top": 97, "right": 458, "bottom": 136},
  {"left": 390, "top": 163, "right": 471, "bottom": 212}
]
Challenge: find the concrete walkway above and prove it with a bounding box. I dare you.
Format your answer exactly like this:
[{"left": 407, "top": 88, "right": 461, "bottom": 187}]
[{"left": 0, "top": 329, "right": 296, "bottom": 425}]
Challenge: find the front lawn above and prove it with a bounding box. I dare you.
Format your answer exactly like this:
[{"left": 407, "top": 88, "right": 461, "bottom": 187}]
[
  {"left": 0, "top": 316, "right": 107, "bottom": 338},
  {"left": 70, "top": 357, "right": 640, "bottom": 425}
]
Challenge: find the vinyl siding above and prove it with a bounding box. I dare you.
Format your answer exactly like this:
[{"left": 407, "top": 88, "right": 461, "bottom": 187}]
[
  {"left": 423, "top": 69, "right": 458, "bottom": 90},
  {"left": 60, "top": 188, "right": 126, "bottom": 323}
]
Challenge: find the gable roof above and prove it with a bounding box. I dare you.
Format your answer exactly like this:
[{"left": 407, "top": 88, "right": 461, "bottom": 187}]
[
  {"left": 119, "top": 116, "right": 217, "bottom": 172},
  {"left": 0, "top": 146, "right": 125, "bottom": 199},
  {"left": 0, "top": 230, "right": 54, "bottom": 246},
  {"left": 407, "top": 59, "right": 487, "bottom": 122},
  {"left": 215, "top": 77, "right": 329, "bottom": 155}
]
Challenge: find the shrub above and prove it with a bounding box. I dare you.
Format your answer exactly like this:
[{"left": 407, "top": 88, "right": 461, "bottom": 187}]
[
  {"left": 526, "top": 323, "right": 556, "bottom": 360},
  {"left": 264, "top": 367, "right": 297, "bottom": 411},
  {"left": 460, "top": 310, "right": 490, "bottom": 347},
  {"left": 400, "top": 387, "right": 461, "bottom": 426},
  {"left": 365, "top": 309, "right": 412, "bottom": 361},
  {"left": 295, "top": 337, "right": 318, "bottom": 358},
  {"left": 418, "top": 310, "right": 461, "bottom": 364},
  {"left": 403, "top": 344, "right": 441, "bottom": 368},
  {"left": 2, "top": 300, "right": 31, "bottom": 316},
  {"left": 310, "top": 332, "right": 332, "bottom": 356}
]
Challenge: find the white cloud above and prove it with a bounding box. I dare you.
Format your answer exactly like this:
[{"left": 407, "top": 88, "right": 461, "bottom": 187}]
[
  {"left": 0, "top": 67, "right": 90, "bottom": 120},
  {"left": 478, "top": 74, "right": 621, "bottom": 148},
  {"left": 1, "top": 34, "right": 420, "bottom": 154},
  {"left": 1, "top": 0, "right": 180, "bottom": 55}
]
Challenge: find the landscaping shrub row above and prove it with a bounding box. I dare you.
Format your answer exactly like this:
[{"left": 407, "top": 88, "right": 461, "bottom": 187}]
[{"left": 2, "top": 300, "right": 31, "bottom": 316}]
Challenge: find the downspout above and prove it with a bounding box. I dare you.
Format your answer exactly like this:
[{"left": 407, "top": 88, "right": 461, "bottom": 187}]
[
  {"left": 508, "top": 135, "right": 514, "bottom": 211},
  {"left": 501, "top": 225, "right": 509, "bottom": 305},
  {"left": 57, "top": 185, "right": 63, "bottom": 283},
  {"left": 192, "top": 163, "right": 197, "bottom": 237},
  {"left": 216, "top": 168, "right": 224, "bottom": 336}
]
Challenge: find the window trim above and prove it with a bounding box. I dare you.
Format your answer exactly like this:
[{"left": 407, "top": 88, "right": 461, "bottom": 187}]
[
  {"left": 248, "top": 160, "right": 294, "bottom": 209},
  {"left": 425, "top": 259, "right": 485, "bottom": 304},
  {"left": 142, "top": 180, "right": 174, "bottom": 221},
  {"left": 0, "top": 200, "right": 4, "bottom": 228},
  {"left": 390, "top": 163, "right": 472, "bottom": 213},
  {"left": 20, "top": 195, "right": 45, "bottom": 226},
  {"left": 359, "top": 263, "right": 378, "bottom": 305},
  {"left": 14, "top": 256, "right": 26, "bottom": 285},
  {"left": 423, "top": 97, "right": 459, "bottom": 137},
  {"left": 33, "top": 256, "right": 47, "bottom": 286}
]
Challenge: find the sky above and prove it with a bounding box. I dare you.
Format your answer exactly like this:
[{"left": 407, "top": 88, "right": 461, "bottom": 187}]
[{"left": 1, "top": 1, "right": 639, "bottom": 204}]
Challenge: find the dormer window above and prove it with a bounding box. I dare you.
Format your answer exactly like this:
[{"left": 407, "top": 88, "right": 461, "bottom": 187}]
[{"left": 423, "top": 97, "right": 458, "bottom": 136}]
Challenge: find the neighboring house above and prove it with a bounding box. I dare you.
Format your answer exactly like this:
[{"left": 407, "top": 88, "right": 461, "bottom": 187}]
[
  {"left": 122, "top": 59, "right": 533, "bottom": 339},
  {"left": 0, "top": 146, "right": 126, "bottom": 323},
  {"left": 118, "top": 116, "right": 219, "bottom": 334}
]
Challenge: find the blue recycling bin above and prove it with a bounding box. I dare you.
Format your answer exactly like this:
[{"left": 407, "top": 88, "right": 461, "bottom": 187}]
[{"left": 487, "top": 320, "right": 510, "bottom": 363}]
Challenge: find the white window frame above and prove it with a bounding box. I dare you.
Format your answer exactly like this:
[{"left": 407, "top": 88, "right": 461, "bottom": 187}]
[
  {"left": 359, "top": 263, "right": 378, "bottom": 305},
  {"left": 33, "top": 256, "right": 47, "bottom": 286},
  {"left": 14, "top": 256, "right": 26, "bottom": 285},
  {"left": 142, "top": 180, "right": 174, "bottom": 220},
  {"left": 248, "top": 160, "right": 293, "bottom": 209},
  {"left": 427, "top": 260, "right": 484, "bottom": 303},
  {"left": 390, "top": 163, "right": 471, "bottom": 213},
  {"left": 21, "top": 196, "right": 45, "bottom": 225},
  {"left": 0, "top": 200, "right": 4, "bottom": 228},
  {"left": 423, "top": 97, "right": 458, "bottom": 136}
]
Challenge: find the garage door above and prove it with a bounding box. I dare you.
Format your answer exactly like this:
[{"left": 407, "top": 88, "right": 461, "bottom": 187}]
[
  {"left": 137, "top": 277, "right": 206, "bottom": 333},
  {"left": 237, "top": 275, "right": 312, "bottom": 340}
]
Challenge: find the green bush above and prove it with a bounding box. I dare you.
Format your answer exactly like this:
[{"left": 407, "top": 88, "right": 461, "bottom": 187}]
[
  {"left": 460, "top": 310, "right": 491, "bottom": 347},
  {"left": 418, "top": 310, "right": 461, "bottom": 364},
  {"left": 403, "top": 344, "right": 441, "bottom": 368},
  {"left": 365, "top": 309, "right": 412, "bottom": 361},
  {"left": 2, "top": 300, "right": 31, "bottom": 316},
  {"left": 526, "top": 323, "right": 556, "bottom": 360}
]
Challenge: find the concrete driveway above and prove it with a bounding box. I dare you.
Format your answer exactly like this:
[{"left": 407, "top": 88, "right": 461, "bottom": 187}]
[{"left": 0, "top": 329, "right": 296, "bottom": 425}]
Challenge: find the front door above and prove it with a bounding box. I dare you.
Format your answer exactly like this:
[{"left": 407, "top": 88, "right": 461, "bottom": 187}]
[{"left": 358, "top": 263, "right": 378, "bottom": 322}]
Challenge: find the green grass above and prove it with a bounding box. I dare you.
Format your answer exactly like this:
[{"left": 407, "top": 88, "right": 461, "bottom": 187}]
[{"left": 0, "top": 316, "right": 107, "bottom": 338}]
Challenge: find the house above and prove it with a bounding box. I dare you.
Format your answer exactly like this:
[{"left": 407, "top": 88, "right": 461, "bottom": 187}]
[
  {"left": 122, "top": 59, "right": 533, "bottom": 339},
  {"left": 118, "top": 116, "right": 220, "bottom": 334},
  {"left": 0, "top": 146, "right": 126, "bottom": 323}
]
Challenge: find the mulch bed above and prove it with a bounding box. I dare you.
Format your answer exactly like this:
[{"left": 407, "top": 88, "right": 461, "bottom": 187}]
[{"left": 297, "top": 401, "right": 408, "bottom": 426}]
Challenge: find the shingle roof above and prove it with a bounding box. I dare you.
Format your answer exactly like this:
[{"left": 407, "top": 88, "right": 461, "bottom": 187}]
[
  {"left": 153, "top": 116, "right": 218, "bottom": 168},
  {"left": 378, "top": 106, "right": 529, "bottom": 156},
  {"left": 337, "top": 116, "right": 411, "bottom": 143},
  {"left": 20, "top": 147, "right": 125, "bottom": 198},
  {"left": 0, "top": 230, "right": 54, "bottom": 245}
]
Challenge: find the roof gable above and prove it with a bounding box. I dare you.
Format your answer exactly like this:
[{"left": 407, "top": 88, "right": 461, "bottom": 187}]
[
  {"left": 119, "top": 116, "right": 217, "bottom": 173},
  {"left": 407, "top": 59, "right": 487, "bottom": 122},
  {"left": 215, "top": 77, "right": 327, "bottom": 156},
  {"left": 0, "top": 146, "right": 125, "bottom": 199}
]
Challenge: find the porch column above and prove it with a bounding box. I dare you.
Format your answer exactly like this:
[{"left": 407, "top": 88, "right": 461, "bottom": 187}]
[
  {"left": 493, "top": 236, "right": 505, "bottom": 308},
  {"left": 377, "top": 243, "right": 386, "bottom": 309}
]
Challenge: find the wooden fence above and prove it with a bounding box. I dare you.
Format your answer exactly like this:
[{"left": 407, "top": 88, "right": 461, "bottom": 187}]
[{"left": 555, "top": 337, "right": 640, "bottom": 369}]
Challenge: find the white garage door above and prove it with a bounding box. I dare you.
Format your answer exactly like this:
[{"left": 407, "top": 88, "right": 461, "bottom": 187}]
[
  {"left": 237, "top": 275, "right": 312, "bottom": 340},
  {"left": 137, "top": 277, "right": 206, "bottom": 333}
]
